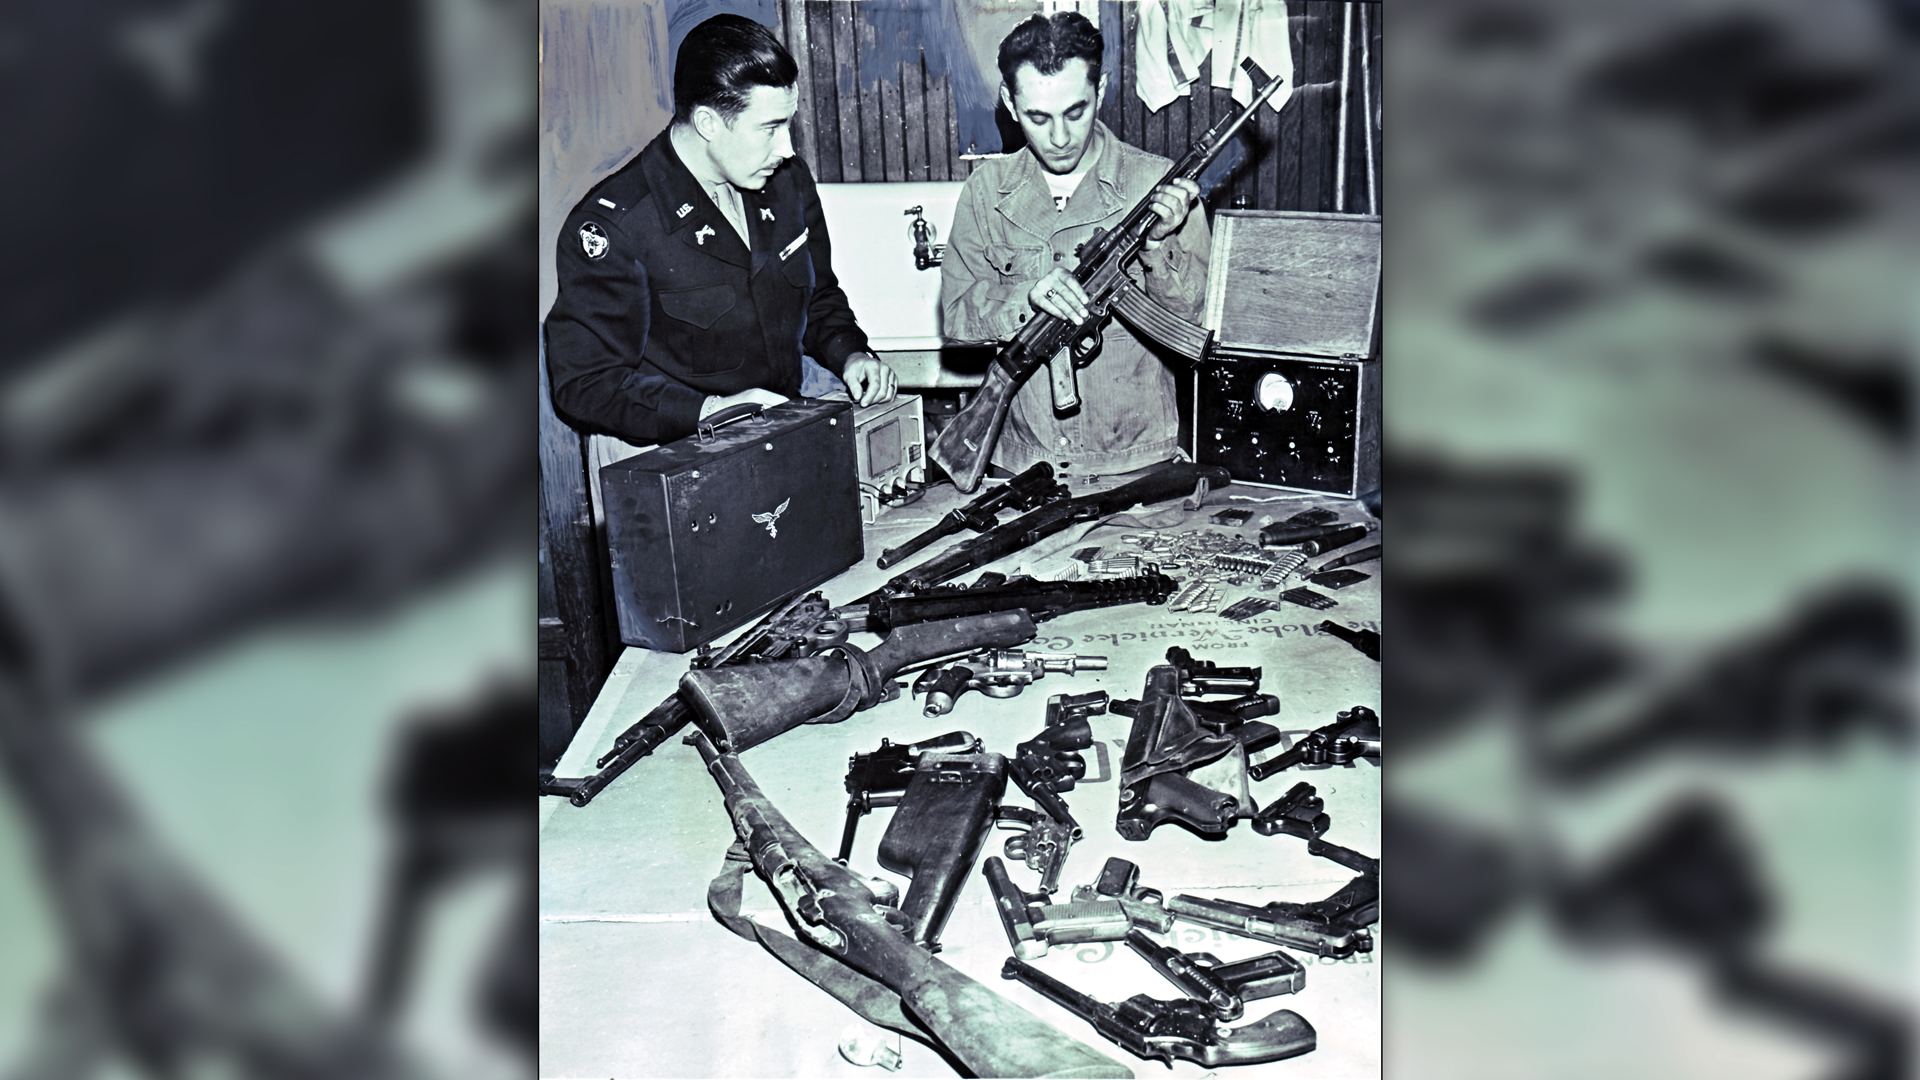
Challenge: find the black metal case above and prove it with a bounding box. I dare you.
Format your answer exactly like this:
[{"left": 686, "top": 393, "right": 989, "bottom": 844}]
[
  {"left": 600, "top": 400, "right": 862, "bottom": 653},
  {"left": 1194, "top": 211, "right": 1382, "bottom": 497}
]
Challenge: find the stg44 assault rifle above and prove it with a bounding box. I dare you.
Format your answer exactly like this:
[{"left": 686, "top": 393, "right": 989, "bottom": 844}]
[
  {"left": 541, "top": 568, "right": 1176, "bottom": 807},
  {"left": 929, "top": 59, "right": 1289, "bottom": 492}
]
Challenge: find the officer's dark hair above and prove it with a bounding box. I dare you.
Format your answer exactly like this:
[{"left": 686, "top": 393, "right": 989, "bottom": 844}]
[
  {"left": 997, "top": 12, "right": 1103, "bottom": 96},
  {"left": 672, "top": 15, "right": 799, "bottom": 126}
]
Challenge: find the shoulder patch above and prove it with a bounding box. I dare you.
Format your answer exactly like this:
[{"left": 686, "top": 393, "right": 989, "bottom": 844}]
[{"left": 578, "top": 221, "right": 609, "bottom": 259}]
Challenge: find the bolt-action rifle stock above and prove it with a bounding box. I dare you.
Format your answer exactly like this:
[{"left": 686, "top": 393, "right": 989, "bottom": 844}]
[
  {"left": 930, "top": 59, "right": 1288, "bottom": 492},
  {"left": 691, "top": 732, "right": 1133, "bottom": 1079}
]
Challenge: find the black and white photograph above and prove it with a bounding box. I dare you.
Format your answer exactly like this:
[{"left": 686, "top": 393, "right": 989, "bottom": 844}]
[{"left": 536, "top": 1, "right": 1382, "bottom": 1076}]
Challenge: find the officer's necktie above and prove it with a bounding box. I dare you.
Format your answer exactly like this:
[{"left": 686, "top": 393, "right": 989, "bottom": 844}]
[{"left": 708, "top": 182, "right": 750, "bottom": 248}]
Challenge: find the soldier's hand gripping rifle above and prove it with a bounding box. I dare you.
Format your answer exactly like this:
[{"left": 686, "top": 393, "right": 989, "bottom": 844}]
[
  {"left": 930, "top": 59, "right": 1290, "bottom": 493},
  {"left": 877, "top": 461, "right": 1069, "bottom": 569},
  {"left": 690, "top": 731, "right": 1133, "bottom": 1079}
]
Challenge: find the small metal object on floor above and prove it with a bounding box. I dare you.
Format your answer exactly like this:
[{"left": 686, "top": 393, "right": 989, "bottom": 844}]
[
  {"left": 1307, "top": 568, "right": 1370, "bottom": 590},
  {"left": 1220, "top": 597, "right": 1279, "bottom": 621},
  {"left": 1279, "top": 587, "right": 1337, "bottom": 610}
]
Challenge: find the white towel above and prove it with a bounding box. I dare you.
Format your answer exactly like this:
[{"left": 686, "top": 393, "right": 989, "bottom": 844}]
[
  {"left": 1167, "top": 0, "right": 1209, "bottom": 86},
  {"left": 1210, "top": 0, "right": 1292, "bottom": 111}
]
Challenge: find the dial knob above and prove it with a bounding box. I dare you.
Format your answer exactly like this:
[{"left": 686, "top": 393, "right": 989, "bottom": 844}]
[{"left": 1255, "top": 372, "right": 1294, "bottom": 412}]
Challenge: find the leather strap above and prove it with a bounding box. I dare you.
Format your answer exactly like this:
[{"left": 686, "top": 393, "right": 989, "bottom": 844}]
[
  {"left": 805, "top": 643, "right": 883, "bottom": 725},
  {"left": 707, "top": 843, "right": 930, "bottom": 1043}
]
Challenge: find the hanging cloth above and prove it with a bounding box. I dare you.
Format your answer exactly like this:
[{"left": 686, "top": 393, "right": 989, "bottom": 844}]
[
  {"left": 1240, "top": 0, "right": 1295, "bottom": 111},
  {"left": 1134, "top": 0, "right": 1186, "bottom": 112},
  {"left": 1139, "top": 0, "right": 1293, "bottom": 114}
]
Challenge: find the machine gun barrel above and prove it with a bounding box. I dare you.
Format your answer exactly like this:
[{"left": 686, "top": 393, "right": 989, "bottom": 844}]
[
  {"left": 691, "top": 733, "right": 1131, "bottom": 1079},
  {"left": 867, "top": 571, "right": 1177, "bottom": 631}
]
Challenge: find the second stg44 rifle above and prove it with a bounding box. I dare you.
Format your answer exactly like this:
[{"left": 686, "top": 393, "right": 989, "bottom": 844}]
[
  {"left": 541, "top": 567, "right": 1177, "bottom": 806},
  {"left": 876, "top": 460, "right": 1068, "bottom": 569},
  {"left": 929, "top": 58, "right": 1290, "bottom": 492}
]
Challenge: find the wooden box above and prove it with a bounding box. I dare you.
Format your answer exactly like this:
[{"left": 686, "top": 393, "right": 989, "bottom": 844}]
[{"left": 1194, "top": 211, "right": 1382, "bottom": 497}]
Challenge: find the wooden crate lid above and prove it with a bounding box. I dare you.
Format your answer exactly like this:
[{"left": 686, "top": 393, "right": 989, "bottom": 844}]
[{"left": 1203, "top": 210, "right": 1381, "bottom": 359}]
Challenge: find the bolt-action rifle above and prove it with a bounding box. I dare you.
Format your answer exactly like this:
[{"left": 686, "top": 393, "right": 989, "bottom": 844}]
[
  {"left": 690, "top": 732, "right": 1132, "bottom": 1079},
  {"left": 929, "top": 59, "right": 1289, "bottom": 492}
]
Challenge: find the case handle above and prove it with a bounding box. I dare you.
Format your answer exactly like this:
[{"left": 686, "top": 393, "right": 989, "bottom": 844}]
[{"left": 697, "top": 401, "right": 767, "bottom": 440}]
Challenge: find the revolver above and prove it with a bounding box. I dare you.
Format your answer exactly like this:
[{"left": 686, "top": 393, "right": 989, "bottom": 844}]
[
  {"left": 1122, "top": 931, "right": 1314, "bottom": 1022},
  {"left": 1001, "top": 956, "right": 1317, "bottom": 1068},
  {"left": 1006, "top": 690, "right": 1106, "bottom": 825},
  {"left": 1249, "top": 705, "right": 1381, "bottom": 780},
  {"left": 996, "top": 805, "right": 1080, "bottom": 896},
  {"left": 914, "top": 649, "right": 1107, "bottom": 716},
  {"left": 983, "top": 856, "right": 1172, "bottom": 960}
]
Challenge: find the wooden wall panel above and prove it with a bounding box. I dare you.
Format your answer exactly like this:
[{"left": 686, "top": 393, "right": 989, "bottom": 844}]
[{"left": 781, "top": 0, "right": 1378, "bottom": 214}]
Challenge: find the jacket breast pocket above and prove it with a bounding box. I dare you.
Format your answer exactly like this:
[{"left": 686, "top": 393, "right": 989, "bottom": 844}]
[
  {"left": 992, "top": 243, "right": 1050, "bottom": 280},
  {"left": 781, "top": 249, "right": 813, "bottom": 291},
  {"left": 658, "top": 284, "right": 736, "bottom": 329}
]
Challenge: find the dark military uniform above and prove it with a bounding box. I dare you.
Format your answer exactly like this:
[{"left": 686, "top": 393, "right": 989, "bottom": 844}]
[{"left": 546, "top": 132, "right": 870, "bottom": 444}]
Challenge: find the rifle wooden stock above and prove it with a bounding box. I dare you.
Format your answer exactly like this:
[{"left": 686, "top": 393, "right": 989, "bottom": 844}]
[
  {"left": 680, "top": 610, "right": 1038, "bottom": 752},
  {"left": 930, "top": 61, "right": 1287, "bottom": 492},
  {"left": 693, "top": 733, "right": 1134, "bottom": 1079}
]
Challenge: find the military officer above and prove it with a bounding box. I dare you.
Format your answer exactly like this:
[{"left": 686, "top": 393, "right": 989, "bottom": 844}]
[{"left": 546, "top": 14, "right": 896, "bottom": 445}]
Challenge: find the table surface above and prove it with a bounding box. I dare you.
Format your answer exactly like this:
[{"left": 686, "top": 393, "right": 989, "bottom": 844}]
[{"left": 540, "top": 472, "right": 1382, "bottom": 1080}]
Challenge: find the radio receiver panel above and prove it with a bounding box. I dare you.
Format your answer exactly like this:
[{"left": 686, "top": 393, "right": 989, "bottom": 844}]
[{"left": 1194, "top": 211, "right": 1381, "bottom": 498}]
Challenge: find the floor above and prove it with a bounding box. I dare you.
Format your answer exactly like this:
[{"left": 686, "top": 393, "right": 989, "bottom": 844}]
[{"left": 539, "top": 471, "right": 1383, "bottom": 1079}]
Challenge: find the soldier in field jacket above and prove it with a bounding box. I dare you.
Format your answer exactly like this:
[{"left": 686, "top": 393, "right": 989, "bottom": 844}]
[
  {"left": 943, "top": 13, "right": 1209, "bottom": 477},
  {"left": 546, "top": 14, "right": 895, "bottom": 445}
]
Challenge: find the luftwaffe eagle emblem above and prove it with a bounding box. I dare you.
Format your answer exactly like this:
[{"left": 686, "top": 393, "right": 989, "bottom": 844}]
[
  {"left": 578, "top": 221, "right": 609, "bottom": 259},
  {"left": 752, "top": 498, "right": 791, "bottom": 539}
]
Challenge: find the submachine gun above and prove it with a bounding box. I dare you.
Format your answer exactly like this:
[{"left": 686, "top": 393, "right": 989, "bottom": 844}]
[
  {"left": 929, "top": 59, "right": 1290, "bottom": 492},
  {"left": 877, "top": 461, "right": 1069, "bottom": 569}
]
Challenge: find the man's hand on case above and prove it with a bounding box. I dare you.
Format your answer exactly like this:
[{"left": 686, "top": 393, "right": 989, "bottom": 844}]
[{"left": 842, "top": 354, "right": 899, "bottom": 407}]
